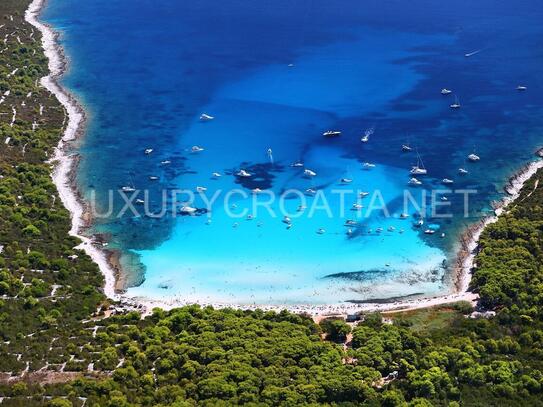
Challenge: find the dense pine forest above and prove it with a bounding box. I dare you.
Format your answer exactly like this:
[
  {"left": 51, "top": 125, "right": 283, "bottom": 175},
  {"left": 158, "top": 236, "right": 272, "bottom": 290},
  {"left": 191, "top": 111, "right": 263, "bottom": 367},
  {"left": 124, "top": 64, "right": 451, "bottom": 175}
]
[{"left": 1, "top": 1, "right": 543, "bottom": 405}]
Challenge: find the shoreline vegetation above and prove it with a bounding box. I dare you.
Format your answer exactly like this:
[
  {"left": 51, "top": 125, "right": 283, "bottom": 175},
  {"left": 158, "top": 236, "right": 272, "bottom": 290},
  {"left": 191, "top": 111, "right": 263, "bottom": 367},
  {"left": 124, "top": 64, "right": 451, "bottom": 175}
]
[
  {"left": 27, "top": 0, "right": 543, "bottom": 316},
  {"left": 2, "top": 0, "right": 543, "bottom": 405}
]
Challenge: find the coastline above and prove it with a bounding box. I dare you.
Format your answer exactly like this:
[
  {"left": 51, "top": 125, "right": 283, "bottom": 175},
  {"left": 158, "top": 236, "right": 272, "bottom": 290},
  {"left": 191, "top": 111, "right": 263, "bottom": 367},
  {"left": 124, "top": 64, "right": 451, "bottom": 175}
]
[
  {"left": 119, "top": 155, "right": 542, "bottom": 316},
  {"left": 25, "top": 0, "right": 117, "bottom": 299},
  {"left": 25, "top": 0, "right": 542, "bottom": 316}
]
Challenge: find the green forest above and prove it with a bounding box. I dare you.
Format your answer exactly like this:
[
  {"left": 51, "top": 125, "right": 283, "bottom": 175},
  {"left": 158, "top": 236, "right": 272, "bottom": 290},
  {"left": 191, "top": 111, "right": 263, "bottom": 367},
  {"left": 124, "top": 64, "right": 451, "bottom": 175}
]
[{"left": 1, "top": 0, "right": 543, "bottom": 405}]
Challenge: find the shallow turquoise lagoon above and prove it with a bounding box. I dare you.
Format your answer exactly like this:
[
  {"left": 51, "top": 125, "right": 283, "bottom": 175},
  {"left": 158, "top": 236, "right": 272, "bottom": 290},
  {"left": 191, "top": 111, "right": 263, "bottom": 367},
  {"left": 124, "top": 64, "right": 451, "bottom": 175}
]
[{"left": 43, "top": 0, "right": 543, "bottom": 304}]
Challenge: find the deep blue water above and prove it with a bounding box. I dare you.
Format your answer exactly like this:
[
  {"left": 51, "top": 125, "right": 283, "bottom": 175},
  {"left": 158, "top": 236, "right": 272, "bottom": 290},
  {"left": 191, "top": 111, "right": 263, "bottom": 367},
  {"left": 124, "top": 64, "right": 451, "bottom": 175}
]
[{"left": 43, "top": 0, "right": 543, "bottom": 305}]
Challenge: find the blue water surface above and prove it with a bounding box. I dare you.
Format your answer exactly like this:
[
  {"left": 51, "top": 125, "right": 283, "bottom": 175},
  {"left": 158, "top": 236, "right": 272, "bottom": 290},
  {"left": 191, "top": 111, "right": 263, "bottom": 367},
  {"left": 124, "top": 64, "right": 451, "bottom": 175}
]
[{"left": 43, "top": 0, "right": 543, "bottom": 305}]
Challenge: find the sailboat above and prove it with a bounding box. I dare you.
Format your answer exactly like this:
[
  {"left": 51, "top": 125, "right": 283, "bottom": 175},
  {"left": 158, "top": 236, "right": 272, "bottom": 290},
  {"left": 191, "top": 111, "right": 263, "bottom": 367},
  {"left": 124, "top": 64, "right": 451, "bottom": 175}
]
[
  {"left": 450, "top": 96, "right": 461, "bottom": 109},
  {"left": 410, "top": 151, "right": 427, "bottom": 175}
]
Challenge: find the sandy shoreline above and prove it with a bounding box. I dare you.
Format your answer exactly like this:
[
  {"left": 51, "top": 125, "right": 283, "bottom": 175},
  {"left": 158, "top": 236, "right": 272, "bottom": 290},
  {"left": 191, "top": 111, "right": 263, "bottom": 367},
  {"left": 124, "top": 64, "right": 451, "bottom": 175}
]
[
  {"left": 26, "top": 0, "right": 542, "bottom": 317},
  {"left": 25, "top": 0, "right": 118, "bottom": 300}
]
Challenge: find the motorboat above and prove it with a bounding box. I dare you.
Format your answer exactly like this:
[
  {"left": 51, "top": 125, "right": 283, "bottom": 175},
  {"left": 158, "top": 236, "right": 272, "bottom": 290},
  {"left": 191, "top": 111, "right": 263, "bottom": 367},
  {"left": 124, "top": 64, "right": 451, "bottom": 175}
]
[
  {"left": 179, "top": 206, "right": 197, "bottom": 214},
  {"left": 441, "top": 88, "right": 452, "bottom": 95},
  {"left": 408, "top": 177, "right": 422, "bottom": 186},
  {"left": 237, "top": 169, "right": 252, "bottom": 177},
  {"left": 363, "top": 162, "right": 375, "bottom": 169},
  {"left": 196, "top": 186, "right": 207, "bottom": 193},
  {"left": 304, "top": 169, "right": 317, "bottom": 177},
  {"left": 191, "top": 145, "right": 204, "bottom": 153},
  {"left": 341, "top": 178, "right": 353, "bottom": 184},
  {"left": 144, "top": 148, "right": 153, "bottom": 155},
  {"left": 442, "top": 178, "right": 454, "bottom": 184},
  {"left": 459, "top": 168, "right": 469, "bottom": 175},
  {"left": 323, "top": 130, "right": 341, "bottom": 137},
  {"left": 468, "top": 153, "right": 480, "bottom": 162},
  {"left": 199, "top": 113, "right": 214, "bottom": 121}
]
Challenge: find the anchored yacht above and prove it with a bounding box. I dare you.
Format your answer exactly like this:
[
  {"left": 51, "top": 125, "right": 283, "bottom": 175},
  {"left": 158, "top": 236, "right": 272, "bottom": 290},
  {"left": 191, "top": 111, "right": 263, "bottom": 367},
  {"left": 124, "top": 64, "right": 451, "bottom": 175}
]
[
  {"left": 468, "top": 153, "right": 480, "bottom": 162},
  {"left": 323, "top": 130, "right": 341, "bottom": 138},
  {"left": 199, "top": 113, "right": 214, "bottom": 121},
  {"left": 236, "top": 169, "right": 252, "bottom": 177}
]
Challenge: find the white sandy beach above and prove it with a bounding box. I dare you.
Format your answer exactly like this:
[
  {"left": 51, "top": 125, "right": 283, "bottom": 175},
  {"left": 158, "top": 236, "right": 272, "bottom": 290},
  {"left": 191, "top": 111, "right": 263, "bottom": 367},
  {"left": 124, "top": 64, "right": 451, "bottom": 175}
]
[
  {"left": 25, "top": 0, "right": 117, "bottom": 299},
  {"left": 26, "top": 0, "right": 543, "bottom": 317}
]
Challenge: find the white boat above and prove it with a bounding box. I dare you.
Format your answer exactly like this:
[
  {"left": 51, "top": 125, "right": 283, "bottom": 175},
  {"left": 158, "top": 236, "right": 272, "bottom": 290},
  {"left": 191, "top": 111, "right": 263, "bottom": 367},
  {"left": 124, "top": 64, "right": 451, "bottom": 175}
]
[
  {"left": 424, "top": 229, "right": 436, "bottom": 235},
  {"left": 283, "top": 216, "right": 292, "bottom": 224},
  {"left": 441, "top": 233, "right": 446, "bottom": 238},
  {"left": 160, "top": 160, "right": 171, "bottom": 165},
  {"left": 416, "top": 219, "right": 424, "bottom": 227},
  {"left": 121, "top": 186, "right": 136, "bottom": 192},
  {"left": 323, "top": 130, "right": 341, "bottom": 138},
  {"left": 400, "top": 213, "right": 409, "bottom": 219},
  {"left": 516, "top": 85, "right": 527, "bottom": 91},
  {"left": 345, "top": 219, "right": 358, "bottom": 226},
  {"left": 252, "top": 188, "right": 262, "bottom": 194},
  {"left": 305, "top": 188, "right": 317, "bottom": 195},
  {"left": 450, "top": 96, "right": 461, "bottom": 109},
  {"left": 135, "top": 199, "right": 145, "bottom": 205},
  {"left": 290, "top": 161, "right": 304, "bottom": 167},
  {"left": 408, "top": 177, "right": 422, "bottom": 186},
  {"left": 316, "top": 228, "right": 326, "bottom": 234},
  {"left": 410, "top": 166, "right": 427, "bottom": 175},
  {"left": 144, "top": 148, "right": 153, "bottom": 155},
  {"left": 441, "top": 196, "right": 448, "bottom": 201},
  {"left": 464, "top": 49, "right": 481, "bottom": 57},
  {"left": 468, "top": 153, "right": 480, "bottom": 162},
  {"left": 196, "top": 186, "right": 207, "bottom": 193},
  {"left": 297, "top": 205, "right": 306, "bottom": 212},
  {"left": 149, "top": 176, "right": 159, "bottom": 181},
  {"left": 304, "top": 169, "right": 317, "bottom": 177},
  {"left": 402, "top": 144, "right": 413, "bottom": 152},
  {"left": 179, "top": 206, "right": 197, "bottom": 214},
  {"left": 340, "top": 178, "right": 353, "bottom": 184},
  {"left": 363, "top": 162, "right": 375, "bottom": 169},
  {"left": 236, "top": 169, "right": 252, "bottom": 177},
  {"left": 459, "top": 168, "right": 469, "bottom": 174},
  {"left": 388, "top": 226, "right": 395, "bottom": 232},
  {"left": 352, "top": 203, "right": 363, "bottom": 210},
  {"left": 410, "top": 151, "right": 427, "bottom": 175},
  {"left": 442, "top": 178, "right": 454, "bottom": 184},
  {"left": 441, "top": 88, "right": 452, "bottom": 95},
  {"left": 199, "top": 113, "right": 214, "bottom": 121},
  {"left": 359, "top": 191, "right": 369, "bottom": 198},
  {"left": 347, "top": 229, "right": 353, "bottom": 235},
  {"left": 191, "top": 145, "right": 204, "bottom": 153},
  {"left": 362, "top": 127, "right": 374, "bottom": 142},
  {"left": 212, "top": 172, "right": 221, "bottom": 178}
]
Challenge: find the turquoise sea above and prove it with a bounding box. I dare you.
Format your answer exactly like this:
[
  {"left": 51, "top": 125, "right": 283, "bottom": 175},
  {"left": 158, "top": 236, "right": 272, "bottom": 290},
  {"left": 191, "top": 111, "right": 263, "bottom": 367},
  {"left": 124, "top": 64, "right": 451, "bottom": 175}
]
[{"left": 43, "top": 0, "right": 543, "bottom": 305}]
